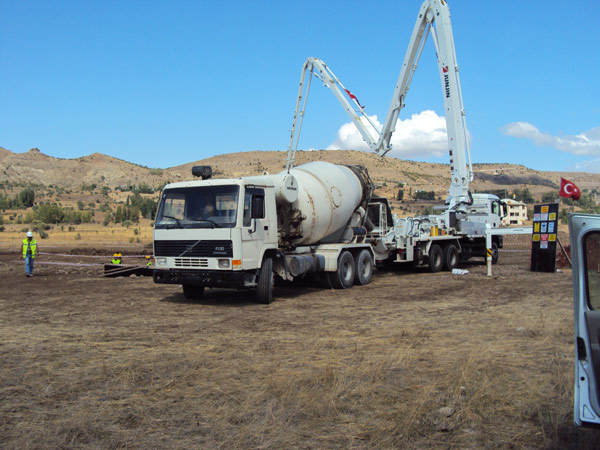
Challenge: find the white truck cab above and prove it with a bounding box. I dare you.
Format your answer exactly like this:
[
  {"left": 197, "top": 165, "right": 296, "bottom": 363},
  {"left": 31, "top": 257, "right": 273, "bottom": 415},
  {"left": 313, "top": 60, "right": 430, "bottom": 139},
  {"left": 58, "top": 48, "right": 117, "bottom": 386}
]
[
  {"left": 153, "top": 173, "right": 279, "bottom": 302},
  {"left": 570, "top": 213, "right": 600, "bottom": 427}
]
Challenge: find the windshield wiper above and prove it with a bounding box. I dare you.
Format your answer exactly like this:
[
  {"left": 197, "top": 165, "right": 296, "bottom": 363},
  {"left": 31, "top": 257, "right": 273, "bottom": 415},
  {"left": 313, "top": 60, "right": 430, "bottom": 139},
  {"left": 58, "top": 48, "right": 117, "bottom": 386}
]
[
  {"left": 189, "top": 218, "right": 222, "bottom": 228},
  {"left": 160, "top": 214, "right": 183, "bottom": 228}
]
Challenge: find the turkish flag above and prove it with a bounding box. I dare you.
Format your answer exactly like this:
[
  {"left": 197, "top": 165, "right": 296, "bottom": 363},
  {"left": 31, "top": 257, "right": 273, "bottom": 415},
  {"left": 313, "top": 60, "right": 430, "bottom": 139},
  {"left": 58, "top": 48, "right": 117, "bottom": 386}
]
[{"left": 559, "top": 177, "right": 581, "bottom": 200}]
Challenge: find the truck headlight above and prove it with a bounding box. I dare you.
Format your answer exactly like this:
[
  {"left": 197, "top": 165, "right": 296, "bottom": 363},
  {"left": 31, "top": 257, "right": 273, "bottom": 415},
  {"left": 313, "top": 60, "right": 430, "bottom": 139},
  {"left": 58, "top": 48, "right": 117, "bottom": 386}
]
[
  {"left": 218, "top": 259, "right": 230, "bottom": 269},
  {"left": 156, "top": 257, "right": 167, "bottom": 266}
]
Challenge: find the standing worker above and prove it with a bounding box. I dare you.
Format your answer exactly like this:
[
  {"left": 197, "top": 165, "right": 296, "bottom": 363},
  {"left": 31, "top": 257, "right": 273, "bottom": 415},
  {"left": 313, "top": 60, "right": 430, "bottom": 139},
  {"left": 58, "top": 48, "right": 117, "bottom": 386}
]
[{"left": 22, "top": 231, "right": 37, "bottom": 277}]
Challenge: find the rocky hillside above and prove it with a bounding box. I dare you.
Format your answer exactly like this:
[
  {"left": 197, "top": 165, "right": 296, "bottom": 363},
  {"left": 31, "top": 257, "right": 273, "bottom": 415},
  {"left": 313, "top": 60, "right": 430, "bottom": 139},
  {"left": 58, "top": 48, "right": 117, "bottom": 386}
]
[{"left": 1, "top": 147, "right": 599, "bottom": 201}]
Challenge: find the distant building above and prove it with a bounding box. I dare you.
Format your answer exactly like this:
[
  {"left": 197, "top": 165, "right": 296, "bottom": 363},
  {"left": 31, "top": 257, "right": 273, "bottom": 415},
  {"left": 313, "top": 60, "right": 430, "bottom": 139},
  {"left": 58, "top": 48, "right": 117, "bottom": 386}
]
[{"left": 502, "top": 199, "right": 528, "bottom": 226}]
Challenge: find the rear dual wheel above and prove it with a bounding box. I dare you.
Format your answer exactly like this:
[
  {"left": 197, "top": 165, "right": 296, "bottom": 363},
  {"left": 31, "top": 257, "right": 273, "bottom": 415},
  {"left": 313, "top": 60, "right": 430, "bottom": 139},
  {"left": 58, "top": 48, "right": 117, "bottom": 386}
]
[
  {"left": 354, "top": 249, "right": 374, "bottom": 286},
  {"left": 429, "top": 243, "right": 461, "bottom": 272},
  {"left": 442, "top": 244, "right": 459, "bottom": 271},
  {"left": 428, "top": 244, "right": 443, "bottom": 273},
  {"left": 328, "top": 251, "right": 355, "bottom": 289}
]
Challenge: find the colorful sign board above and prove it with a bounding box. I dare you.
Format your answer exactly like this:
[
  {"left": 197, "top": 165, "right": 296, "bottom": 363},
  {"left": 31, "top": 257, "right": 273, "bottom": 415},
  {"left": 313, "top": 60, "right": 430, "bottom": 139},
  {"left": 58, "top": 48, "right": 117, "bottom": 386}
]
[{"left": 531, "top": 203, "right": 559, "bottom": 273}]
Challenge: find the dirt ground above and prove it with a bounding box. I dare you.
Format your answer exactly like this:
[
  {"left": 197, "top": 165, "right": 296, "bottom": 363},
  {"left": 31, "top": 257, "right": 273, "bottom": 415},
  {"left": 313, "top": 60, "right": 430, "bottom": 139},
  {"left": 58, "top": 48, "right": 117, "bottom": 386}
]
[{"left": 1, "top": 236, "right": 599, "bottom": 449}]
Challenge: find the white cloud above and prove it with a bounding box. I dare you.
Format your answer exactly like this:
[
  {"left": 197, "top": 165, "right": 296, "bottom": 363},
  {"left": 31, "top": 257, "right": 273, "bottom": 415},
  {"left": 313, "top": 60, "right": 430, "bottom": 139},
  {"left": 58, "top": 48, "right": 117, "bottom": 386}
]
[
  {"left": 501, "top": 122, "right": 600, "bottom": 156},
  {"left": 566, "top": 159, "right": 600, "bottom": 173},
  {"left": 326, "top": 110, "right": 449, "bottom": 159}
]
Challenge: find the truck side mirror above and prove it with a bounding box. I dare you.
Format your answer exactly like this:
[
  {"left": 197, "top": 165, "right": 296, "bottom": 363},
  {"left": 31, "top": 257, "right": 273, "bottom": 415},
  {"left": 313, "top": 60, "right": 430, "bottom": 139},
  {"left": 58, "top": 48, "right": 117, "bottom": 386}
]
[{"left": 248, "top": 195, "right": 264, "bottom": 234}]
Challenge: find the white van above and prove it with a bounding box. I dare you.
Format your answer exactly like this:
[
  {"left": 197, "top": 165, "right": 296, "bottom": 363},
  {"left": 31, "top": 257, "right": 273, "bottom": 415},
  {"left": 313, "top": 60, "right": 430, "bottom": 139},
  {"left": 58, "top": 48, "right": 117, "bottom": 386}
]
[{"left": 570, "top": 213, "right": 600, "bottom": 427}]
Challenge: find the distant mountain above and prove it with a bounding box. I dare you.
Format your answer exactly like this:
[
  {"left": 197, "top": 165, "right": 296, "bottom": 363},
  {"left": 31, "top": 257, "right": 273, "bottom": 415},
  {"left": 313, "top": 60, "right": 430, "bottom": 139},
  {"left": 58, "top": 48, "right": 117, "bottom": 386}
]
[{"left": 1, "top": 147, "right": 598, "bottom": 199}]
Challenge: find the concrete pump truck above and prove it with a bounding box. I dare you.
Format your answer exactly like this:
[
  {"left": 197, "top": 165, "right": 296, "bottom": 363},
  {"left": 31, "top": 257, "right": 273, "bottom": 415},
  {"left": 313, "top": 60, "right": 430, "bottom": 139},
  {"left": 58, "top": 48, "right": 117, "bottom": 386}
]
[{"left": 287, "top": 0, "right": 507, "bottom": 272}]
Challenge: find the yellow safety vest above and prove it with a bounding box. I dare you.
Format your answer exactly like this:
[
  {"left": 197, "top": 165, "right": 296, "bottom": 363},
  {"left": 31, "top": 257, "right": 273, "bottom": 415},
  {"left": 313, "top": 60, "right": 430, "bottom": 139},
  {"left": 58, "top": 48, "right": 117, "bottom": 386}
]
[{"left": 22, "top": 238, "right": 37, "bottom": 258}]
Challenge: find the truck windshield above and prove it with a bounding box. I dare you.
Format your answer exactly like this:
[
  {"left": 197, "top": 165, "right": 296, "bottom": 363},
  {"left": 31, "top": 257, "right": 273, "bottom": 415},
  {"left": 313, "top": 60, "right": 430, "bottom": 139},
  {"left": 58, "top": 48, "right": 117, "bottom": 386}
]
[{"left": 155, "top": 185, "right": 239, "bottom": 229}]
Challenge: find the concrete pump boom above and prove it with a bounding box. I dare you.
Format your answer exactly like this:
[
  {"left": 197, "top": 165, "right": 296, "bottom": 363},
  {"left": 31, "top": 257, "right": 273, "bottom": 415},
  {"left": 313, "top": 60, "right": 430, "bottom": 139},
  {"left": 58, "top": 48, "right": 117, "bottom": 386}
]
[
  {"left": 380, "top": 0, "right": 473, "bottom": 209},
  {"left": 286, "top": 57, "right": 381, "bottom": 171},
  {"left": 287, "top": 0, "right": 473, "bottom": 210}
]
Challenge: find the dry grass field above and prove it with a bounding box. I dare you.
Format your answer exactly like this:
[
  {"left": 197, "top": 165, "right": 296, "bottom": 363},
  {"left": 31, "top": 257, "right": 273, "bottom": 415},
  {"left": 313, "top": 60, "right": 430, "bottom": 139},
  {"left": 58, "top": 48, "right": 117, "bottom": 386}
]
[
  {"left": 1, "top": 237, "right": 599, "bottom": 449},
  {"left": 0, "top": 222, "right": 155, "bottom": 251}
]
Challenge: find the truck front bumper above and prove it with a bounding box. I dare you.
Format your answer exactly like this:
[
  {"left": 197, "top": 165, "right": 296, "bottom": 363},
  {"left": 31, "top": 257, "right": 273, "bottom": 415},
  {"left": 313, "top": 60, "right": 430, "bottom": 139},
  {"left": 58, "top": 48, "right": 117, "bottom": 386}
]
[{"left": 153, "top": 268, "right": 256, "bottom": 288}]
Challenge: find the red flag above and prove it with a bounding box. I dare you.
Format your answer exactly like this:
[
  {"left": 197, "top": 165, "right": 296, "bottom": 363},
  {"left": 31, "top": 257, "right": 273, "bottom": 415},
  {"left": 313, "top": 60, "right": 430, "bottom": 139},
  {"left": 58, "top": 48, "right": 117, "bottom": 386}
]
[
  {"left": 344, "top": 88, "right": 364, "bottom": 109},
  {"left": 559, "top": 177, "right": 581, "bottom": 200}
]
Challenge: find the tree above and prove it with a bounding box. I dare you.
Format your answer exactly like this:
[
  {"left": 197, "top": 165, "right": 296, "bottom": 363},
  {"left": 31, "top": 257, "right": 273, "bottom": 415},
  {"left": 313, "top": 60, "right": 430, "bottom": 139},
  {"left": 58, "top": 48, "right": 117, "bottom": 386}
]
[
  {"left": 541, "top": 191, "right": 558, "bottom": 203},
  {"left": 19, "top": 188, "right": 35, "bottom": 207},
  {"left": 415, "top": 190, "right": 435, "bottom": 200},
  {"left": 512, "top": 188, "right": 534, "bottom": 204}
]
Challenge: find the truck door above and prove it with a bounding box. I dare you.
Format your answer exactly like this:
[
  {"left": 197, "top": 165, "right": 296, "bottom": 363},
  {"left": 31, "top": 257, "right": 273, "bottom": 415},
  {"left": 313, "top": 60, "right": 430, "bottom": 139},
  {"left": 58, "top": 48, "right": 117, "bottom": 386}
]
[
  {"left": 241, "top": 187, "right": 269, "bottom": 269},
  {"left": 570, "top": 213, "right": 600, "bottom": 427}
]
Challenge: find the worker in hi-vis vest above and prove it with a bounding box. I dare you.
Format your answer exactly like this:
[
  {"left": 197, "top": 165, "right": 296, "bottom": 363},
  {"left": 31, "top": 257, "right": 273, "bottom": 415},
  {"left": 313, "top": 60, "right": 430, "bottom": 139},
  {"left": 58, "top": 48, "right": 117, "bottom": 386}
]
[
  {"left": 22, "top": 231, "right": 37, "bottom": 277},
  {"left": 111, "top": 253, "right": 122, "bottom": 264}
]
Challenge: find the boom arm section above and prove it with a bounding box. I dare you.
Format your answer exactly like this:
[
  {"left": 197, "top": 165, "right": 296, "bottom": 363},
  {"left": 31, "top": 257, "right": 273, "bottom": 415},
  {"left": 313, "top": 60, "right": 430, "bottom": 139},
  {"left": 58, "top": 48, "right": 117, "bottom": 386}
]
[
  {"left": 379, "top": 0, "right": 473, "bottom": 206},
  {"left": 286, "top": 57, "right": 380, "bottom": 171},
  {"left": 287, "top": 1, "right": 473, "bottom": 210}
]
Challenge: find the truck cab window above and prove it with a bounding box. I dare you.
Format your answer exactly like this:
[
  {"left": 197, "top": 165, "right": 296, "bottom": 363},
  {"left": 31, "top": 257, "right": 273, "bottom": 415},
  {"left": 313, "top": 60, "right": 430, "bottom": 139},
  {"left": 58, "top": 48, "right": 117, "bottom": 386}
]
[
  {"left": 585, "top": 232, "right": 600, "bottom": 310},
  {"left": 244, "top": 187, "right": 265, "bottom": 227},
  {"left": 491, "top": 201, "right": 499, "bottom": 215},
  {"left": 163, "top": 195, "right": 185, "bottom": 220}
]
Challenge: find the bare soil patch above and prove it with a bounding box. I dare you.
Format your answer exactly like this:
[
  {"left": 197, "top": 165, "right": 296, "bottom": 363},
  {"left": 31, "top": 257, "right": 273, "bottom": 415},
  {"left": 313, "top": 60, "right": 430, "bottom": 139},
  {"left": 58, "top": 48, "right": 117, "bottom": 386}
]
[{"left": 1, "top": 237, "right": 599, "bottom": 449}]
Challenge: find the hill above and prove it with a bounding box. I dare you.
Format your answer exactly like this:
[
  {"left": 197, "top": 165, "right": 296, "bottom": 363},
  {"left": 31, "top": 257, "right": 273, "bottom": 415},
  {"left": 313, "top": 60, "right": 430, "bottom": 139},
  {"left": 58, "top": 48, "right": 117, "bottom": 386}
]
[{"left": 1, "top": 147, "right": 599, "bottom": 201}]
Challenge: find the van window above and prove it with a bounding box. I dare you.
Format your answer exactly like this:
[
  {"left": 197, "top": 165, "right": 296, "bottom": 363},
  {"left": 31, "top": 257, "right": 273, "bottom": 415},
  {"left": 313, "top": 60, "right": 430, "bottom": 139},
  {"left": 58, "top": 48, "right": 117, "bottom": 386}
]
[{"left": 585, "top": 232, "right": 600, "bottom": 310}]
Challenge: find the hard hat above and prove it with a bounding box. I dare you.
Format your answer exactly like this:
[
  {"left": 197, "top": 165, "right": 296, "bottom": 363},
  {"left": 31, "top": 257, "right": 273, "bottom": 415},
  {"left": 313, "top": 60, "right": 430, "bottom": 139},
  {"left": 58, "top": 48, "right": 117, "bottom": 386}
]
[
  {"left": 26, "top": 231, "right": 33, "bottom": 237},
  {"left": 145, "top": 255, "right": 151, "bottom": 259},
  {"left": 113, "top": 253, "right": 118, "bottom": 257}
]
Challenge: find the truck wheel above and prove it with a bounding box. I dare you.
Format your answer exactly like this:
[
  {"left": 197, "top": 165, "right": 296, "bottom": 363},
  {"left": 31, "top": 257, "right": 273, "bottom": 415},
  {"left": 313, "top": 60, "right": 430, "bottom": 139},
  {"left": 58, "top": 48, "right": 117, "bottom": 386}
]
[
  {"left": 328, "top": 251, "right": 355, "bottom": 289},
  {"left": 491, "top": 242, "right": 499, "bottom": 265},
  {"left": 256, "top": 257, "right": 274, "bottom": 304},
  {"left": 354, "top": 249, "right": 373, "bottom": 285},
  {"left": 428, "top": 244, "right": 443, "bottom": 273},
  {"left": 182, "top": 284, "right": 204, "bottom": 300},
  {"left": 442, "top": 244, "right": 459, "bottom": 271}
]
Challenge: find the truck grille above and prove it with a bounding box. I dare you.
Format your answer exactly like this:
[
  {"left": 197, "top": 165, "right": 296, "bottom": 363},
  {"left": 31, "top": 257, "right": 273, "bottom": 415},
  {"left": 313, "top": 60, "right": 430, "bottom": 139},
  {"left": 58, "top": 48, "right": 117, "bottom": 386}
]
[
  {"left": 174, "top": 258, "right": 209, "bottom": 268},
  {"left": 154, "top": 240, "right": 233, "bottom": 257}
]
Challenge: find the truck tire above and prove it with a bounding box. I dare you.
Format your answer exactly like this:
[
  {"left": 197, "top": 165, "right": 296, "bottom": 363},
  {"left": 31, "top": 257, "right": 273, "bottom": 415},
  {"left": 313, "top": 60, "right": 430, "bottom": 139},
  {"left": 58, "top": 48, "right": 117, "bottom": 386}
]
[
  {"left": 491, "top": 242, "right": 499, "bottom": 265},
  {"left": 182, "top": 284, "right": 204, "bottom": 300},
  {"left": 428, "top": 243, "right": 443, "bottom": 273},
  {"left": 256, "top": 257, "right": 274, "bottom": 304},
  {"left": 442, "top": 244, "right": 459, "bottom": 271},
  {"left": 354, "top": 249, "right": 373, "bottom": 285},
  {"left": 328, "top": 251, "right": 355, "bottom": 289}
]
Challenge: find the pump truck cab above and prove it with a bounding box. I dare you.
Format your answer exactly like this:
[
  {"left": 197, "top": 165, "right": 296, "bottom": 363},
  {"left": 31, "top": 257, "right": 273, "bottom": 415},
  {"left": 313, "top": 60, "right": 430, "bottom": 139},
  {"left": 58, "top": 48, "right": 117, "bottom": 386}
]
[{"left": 153, "top": 162, "right": 377, "bottom": 303}]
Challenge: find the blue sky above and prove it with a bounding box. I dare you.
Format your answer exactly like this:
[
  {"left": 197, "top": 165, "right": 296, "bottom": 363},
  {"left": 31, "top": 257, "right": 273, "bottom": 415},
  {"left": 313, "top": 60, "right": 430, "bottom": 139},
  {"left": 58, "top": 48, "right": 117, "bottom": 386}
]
[{"left": 1, "top": 0, "right": 599, "bottom": 172}]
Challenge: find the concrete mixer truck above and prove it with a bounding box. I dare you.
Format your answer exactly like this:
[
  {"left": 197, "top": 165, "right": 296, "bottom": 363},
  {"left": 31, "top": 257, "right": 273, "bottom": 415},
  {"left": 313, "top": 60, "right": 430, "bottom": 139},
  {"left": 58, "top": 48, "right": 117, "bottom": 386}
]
[{"left": 152, "top": 161, "right": 379, "bottom": 303}]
